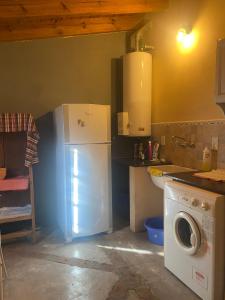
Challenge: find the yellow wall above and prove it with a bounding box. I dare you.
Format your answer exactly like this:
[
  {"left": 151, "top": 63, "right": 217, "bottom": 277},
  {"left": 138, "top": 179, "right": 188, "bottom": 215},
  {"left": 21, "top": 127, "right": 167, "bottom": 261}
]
[{"left": 144, "top": 0, "right": 225, "bottom": 122}]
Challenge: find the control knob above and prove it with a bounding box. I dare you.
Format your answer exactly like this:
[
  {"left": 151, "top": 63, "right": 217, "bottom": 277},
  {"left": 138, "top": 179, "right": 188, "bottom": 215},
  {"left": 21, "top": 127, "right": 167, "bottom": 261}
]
[
  {"left": 191, "top": 198, "right": 199, "bottom": 207},
  {"left": 201, "top": 202, "right": 209, "bottom": 211}
]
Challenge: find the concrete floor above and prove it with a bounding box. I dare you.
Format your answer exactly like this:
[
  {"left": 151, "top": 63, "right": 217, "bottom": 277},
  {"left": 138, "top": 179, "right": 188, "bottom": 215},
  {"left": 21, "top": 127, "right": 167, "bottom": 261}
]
[{"left": 2, "top": 227, "right": 200, "bottom": 300}]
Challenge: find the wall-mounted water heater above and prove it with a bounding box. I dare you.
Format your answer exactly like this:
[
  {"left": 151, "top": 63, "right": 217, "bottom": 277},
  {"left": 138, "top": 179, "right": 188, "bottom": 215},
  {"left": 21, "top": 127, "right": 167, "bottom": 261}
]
[{"left": 118, "top": 51, "right": 152, "bottom": 137}]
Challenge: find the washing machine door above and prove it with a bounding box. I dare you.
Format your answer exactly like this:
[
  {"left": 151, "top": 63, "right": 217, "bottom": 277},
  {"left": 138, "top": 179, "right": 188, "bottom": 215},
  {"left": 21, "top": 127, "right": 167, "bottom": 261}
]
[{"left": 173, "top": 212, "right": 201, "bottom": 256}]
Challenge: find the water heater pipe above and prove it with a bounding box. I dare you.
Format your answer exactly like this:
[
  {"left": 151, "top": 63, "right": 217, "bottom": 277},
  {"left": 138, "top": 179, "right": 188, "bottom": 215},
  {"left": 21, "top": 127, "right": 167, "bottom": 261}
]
[{"left": 130, "top": 21, "right": 154, "bottom": 52}]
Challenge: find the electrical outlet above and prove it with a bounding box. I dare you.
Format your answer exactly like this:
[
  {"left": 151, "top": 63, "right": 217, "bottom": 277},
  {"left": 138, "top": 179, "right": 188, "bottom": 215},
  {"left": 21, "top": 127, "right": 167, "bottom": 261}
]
[
  {"left": 161, "top": 136, "right": 166, "bottom": 146},
  {"left": 212, "top": 136, "right": 218, "bottom": 151}
]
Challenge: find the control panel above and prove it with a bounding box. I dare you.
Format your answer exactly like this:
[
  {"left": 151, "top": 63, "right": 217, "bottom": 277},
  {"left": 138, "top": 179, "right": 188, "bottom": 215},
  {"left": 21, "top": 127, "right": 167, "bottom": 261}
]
[
  {"left": 179, "top": 195, "right": 210, "bottom": 211},
  {"left": 165, "top": 182, "right": 215, "bottom": 216}
]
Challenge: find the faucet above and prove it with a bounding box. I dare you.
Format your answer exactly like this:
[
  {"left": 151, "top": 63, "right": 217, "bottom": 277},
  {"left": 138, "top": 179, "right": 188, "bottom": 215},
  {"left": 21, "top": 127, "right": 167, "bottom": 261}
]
[{"left": 172, "top": 136, "right": 195, "bottom": 148}]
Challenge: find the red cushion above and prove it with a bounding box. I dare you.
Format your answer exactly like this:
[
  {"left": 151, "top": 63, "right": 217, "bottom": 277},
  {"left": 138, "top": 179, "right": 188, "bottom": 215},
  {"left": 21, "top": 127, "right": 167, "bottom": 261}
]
[{"left": 0, "top": 176, "right": 29, "bottom": 191}]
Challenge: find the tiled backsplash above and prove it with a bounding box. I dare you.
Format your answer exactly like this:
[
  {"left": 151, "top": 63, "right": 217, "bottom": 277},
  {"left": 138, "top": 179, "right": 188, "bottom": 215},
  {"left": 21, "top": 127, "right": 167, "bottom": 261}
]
[{"left": 152, "top": 119, "right": 225, "bottom": 170}]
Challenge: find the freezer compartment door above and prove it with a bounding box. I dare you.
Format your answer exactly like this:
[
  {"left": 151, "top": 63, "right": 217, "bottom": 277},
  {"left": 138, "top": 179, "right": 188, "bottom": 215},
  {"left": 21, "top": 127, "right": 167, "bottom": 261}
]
[
  {"left": 63, "top": 104, "right": 111, "bottom": 144},
  {"left": 66, "top": 143, "right": 112, "bottom": 238}
]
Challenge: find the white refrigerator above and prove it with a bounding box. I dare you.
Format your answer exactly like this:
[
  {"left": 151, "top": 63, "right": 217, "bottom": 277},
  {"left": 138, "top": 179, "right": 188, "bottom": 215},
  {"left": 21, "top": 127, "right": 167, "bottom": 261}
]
[{"left": 54, "top": 104, "right": 112, "bottom": 241}]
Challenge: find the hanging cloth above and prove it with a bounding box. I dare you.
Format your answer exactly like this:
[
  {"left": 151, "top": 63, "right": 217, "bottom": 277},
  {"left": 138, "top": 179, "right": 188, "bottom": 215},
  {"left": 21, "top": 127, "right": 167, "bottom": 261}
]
[{"left": 0, "top": 113, "right": 39, "bottom": 167}]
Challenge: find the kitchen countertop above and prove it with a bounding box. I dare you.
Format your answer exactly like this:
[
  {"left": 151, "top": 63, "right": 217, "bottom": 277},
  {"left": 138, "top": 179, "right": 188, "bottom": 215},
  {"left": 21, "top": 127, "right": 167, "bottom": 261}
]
[
  {"left": 113, "top": 158, "right": 172, "bottom": 167},
  {"left": 166, "top": 172, "right": 225, "bottom": 195}
]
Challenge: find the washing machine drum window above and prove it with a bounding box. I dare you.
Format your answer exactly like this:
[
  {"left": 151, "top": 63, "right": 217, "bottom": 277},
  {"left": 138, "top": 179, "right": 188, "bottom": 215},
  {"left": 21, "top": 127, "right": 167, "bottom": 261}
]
[{"left": 174, "top": 212, "right": 201, "bottom": 256}]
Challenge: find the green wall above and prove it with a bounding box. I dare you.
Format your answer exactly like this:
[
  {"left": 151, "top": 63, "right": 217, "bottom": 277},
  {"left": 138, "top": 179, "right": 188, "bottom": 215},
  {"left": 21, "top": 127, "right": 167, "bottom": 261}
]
[{"left": 0, "top": 32, "right": 126, "bottom": 117}]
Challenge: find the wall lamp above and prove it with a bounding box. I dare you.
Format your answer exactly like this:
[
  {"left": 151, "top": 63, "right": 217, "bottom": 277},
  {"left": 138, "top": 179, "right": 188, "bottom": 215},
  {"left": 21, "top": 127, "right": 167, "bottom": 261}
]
[{"left": 177, "top": 26, "right": 197, "bottom": 52}]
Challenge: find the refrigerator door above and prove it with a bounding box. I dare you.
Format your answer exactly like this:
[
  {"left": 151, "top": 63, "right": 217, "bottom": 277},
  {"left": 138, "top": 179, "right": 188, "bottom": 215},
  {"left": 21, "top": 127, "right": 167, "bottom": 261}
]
[
  {"left": 63, "top": 104, "right": 111, "bottom": 144},
  {"left": 65, "top": 143, "right": 112, "bottom": 239},
  {"left": 55, "top": 138, "right": 71, "bottom": 240}
]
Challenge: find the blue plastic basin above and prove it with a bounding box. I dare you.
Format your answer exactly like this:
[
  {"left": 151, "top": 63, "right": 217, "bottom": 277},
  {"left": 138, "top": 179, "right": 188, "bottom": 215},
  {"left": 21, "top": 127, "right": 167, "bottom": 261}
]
[{"left": 144, "top": 217, "right": 164, "bottom": 246}]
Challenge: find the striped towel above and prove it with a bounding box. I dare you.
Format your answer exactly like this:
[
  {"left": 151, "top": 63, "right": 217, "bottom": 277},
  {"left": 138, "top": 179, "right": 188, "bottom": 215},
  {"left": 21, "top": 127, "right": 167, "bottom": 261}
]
[{"left": 0, "top": 113, "right": 39, "bottom": 167}]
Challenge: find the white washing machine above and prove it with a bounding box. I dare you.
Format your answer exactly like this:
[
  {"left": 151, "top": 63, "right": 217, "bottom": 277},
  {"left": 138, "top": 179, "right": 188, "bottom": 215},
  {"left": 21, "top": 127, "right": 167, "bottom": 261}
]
[{"left": 164, "top": 180, "right": 225, "bottom": 300}]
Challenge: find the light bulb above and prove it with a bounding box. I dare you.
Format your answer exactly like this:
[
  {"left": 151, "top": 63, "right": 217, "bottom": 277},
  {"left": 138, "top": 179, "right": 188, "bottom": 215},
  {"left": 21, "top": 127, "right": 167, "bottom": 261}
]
[
  {"left": 177, "top": 29, "right": 186, "bottom": 43},
  {"left": 177, "top": 28, "right": 197, "bottom": 52}
]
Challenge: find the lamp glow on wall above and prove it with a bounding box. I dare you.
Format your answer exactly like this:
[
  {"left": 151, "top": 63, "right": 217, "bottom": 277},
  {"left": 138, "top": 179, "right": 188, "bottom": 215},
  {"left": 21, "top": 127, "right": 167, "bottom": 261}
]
[{"left": 176, "top": 27, "right": 197, "bottom": 53}]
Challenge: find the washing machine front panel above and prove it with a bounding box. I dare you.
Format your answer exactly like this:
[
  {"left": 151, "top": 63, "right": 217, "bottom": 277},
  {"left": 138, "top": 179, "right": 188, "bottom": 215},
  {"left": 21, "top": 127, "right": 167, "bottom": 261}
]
[{"left": 173, "top": 211, "right": 201, "bottom": 256}]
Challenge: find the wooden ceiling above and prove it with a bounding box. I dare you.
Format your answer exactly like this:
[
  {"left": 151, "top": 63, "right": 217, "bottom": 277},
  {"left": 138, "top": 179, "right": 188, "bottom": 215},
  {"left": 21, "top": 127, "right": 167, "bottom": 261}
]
[{"left": 0, "top": 0, "right": 169, "bottom": 42}]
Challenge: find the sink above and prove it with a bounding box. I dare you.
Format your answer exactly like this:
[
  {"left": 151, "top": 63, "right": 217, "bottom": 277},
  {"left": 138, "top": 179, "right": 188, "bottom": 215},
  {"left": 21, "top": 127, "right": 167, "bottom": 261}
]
[{"left": 147, "top": 164, "right": 195, "bottom": 190}]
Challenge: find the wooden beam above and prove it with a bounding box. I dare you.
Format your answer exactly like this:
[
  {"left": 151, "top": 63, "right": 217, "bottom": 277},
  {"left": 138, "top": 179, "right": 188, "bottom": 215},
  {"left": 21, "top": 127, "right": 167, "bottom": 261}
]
[
  {"left": 0, "top": 14, "right": 145, "bottom": 41},
  {"left": 0, "top": 1, "right": 169, "bottom": 18},
  {"left": 0, "top": 0, "right": 169, "bottom": 41}
]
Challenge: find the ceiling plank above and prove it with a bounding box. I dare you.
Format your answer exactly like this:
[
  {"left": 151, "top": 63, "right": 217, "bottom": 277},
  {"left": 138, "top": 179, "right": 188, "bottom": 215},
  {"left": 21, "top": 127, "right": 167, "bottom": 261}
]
[
  {"left": 0, "top": 0, "right": 169, "bottom": 18},
  {"left": 0, "top": 14, "right": 145, "bottom": 41},
  {"left": 0, "top": 0, "right": 169, "bottom": 41}
]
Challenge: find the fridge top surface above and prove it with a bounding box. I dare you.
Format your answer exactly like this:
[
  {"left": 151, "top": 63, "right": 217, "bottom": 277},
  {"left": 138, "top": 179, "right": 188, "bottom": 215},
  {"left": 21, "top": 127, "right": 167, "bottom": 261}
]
[
  {"left": 65, "top": 142, "right": 111, "bottom": 145},
  {"left": 59, "top": 103, "right": 111, "bottom": 109}
]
